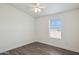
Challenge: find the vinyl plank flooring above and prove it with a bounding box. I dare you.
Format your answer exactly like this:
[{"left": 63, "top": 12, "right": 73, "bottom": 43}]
[{"left": 0, "top": 42, "right": 79, "bottom": 55}]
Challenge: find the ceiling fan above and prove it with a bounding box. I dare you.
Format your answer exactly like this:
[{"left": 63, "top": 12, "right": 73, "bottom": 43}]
[{"left": 27, "top": 3, "right": 46, "bottom": 13}]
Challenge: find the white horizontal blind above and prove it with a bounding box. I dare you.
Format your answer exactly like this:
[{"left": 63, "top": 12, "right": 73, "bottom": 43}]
[{"left": 49, "top": 18, "right": 61, "bottom": 39}]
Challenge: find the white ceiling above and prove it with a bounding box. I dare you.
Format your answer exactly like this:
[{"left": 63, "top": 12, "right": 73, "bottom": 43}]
[{"left": 9, "top": 3, "right": 79, "bottom": 18}]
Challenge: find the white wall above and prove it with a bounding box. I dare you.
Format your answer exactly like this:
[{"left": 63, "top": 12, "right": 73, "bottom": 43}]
[
  {"left": 0, "top": 4, "right": 79, "bottom": 53},
  {"left": 0, "top": 4, "right": 35, "bottom": 53},
  {"left": 36, "top": 9, "right": 79, "bottom": 52}
]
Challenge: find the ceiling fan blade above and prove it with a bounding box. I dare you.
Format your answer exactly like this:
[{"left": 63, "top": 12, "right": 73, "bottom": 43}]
[
  {"left": 25, "top": 5, "right": 36, "bottom": 7},
  {"left": 25, "top": 3, "right": 46, "bottom": 13},
  {"left": 39, "top": 6, "right": 46, "bottom": 8},
  {"left": 27, "top": 3, "right": 40, "bottom": 7},
  {"left": 36, "top": 3, "right": 40, "bottom": 6}
]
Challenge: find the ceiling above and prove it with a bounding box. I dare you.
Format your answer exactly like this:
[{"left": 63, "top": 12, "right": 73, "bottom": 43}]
[{"left": 9, "top": 3, "right": 79, "bottom": 18}]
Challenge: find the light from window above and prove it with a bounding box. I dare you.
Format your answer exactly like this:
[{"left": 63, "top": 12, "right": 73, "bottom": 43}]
[{"left": 49, "top": 18, "right": 61, "bottom": 39}]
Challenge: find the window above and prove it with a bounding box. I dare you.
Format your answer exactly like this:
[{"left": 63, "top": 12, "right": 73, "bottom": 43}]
[{"left": 49, "top": 18, "right": 61, "bottom": 39}]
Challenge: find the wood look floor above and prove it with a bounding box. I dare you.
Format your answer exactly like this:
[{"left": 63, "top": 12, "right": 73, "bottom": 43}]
[{"left": 1, "top": 42, "right": 79, "bottom": 55}]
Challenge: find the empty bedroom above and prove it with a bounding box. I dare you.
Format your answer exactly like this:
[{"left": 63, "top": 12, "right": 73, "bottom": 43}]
[{"left": 0, "top": 3, "right": 79, "bottom": 55}]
